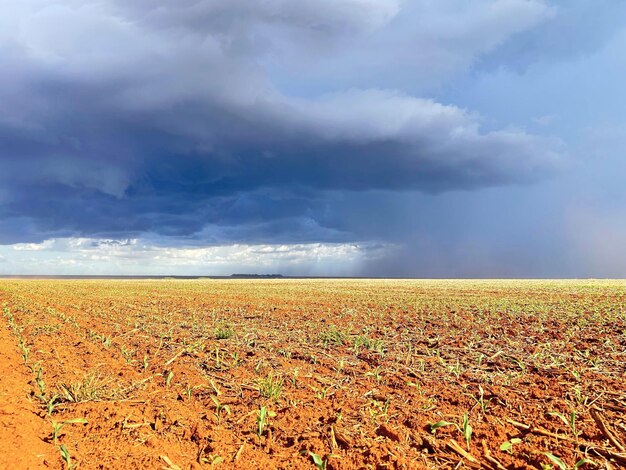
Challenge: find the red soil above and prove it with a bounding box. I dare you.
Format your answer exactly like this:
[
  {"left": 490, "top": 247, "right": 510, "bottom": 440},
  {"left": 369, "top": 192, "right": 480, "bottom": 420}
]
[{"left": 0, "top": 279, "right": 625, "bottom": 469}]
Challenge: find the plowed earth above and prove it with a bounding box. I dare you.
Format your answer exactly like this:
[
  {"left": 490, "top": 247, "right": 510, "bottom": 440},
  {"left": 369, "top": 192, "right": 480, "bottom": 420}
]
[{"left": 0, "top": 279, "right": 625, "bottom": 469}]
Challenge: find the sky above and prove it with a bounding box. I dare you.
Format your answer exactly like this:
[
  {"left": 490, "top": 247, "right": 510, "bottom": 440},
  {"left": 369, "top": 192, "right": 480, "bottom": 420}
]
[{"left": 1, "top": 0, "right": 626, "bottom": 277}]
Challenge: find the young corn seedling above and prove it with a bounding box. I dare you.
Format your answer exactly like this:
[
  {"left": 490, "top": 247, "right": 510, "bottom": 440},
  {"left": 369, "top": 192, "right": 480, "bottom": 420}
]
[
  {"left": 365, "top": 366, "right": 383, "bottom": 384},
  {"left": 448, "top": 359, "right": 463, "bottom": 379},
  {"left": 121, "top": 347, "right": 136, "bottom": 365},
  {"left": 18, "top": 339, "right": 30, "bottom": 364},
  {"left": 352, "top": 335, "right": 371, "bottom": 353},
  {"left": 165, "top": 371, "right": 174, "bottom": 387},
  {"left": 544, "top": 453, "right": 592, "bottom": 470},
  {"left": 430, "top": 420, "right": 456, "bottom": 434},
  {"left": 201, "top": 455, "right": 224, "bottom": 465},
  {"left": 314, "top": 386, "right": 331, "bottom": 400},
  {"left": 471, "top": 385, "right": 491, "bottom": 414},
  {"left": 230, "top": 351, "right": 242, "bottom": 366},
  {"left": 41, "top": 394, "right": 61, "bottom": 416},
  {"left": 59, "top": 444, "right": 78, "bottom": 470},
  {"left": 429, "top": 413, "right": 472, "bottom": 450},
  {"left": 210, "top": 395, "right": 231, "bottom": 424},
  {"left": 256, "top": 406, "right": 275, "bottom": 443},
  {"left": 500, "top": 438, "right": 522, "bottom": 454},
  {"left": 367, "top": 398, "right": 391, "bottom": 422},
  {"left": 51, "top": 418, "right": 88, "bottom": 445},
  {"left": 214, "top": 323, "right": 233, "bottom": 340},
  {"left": 505, "top": 355, "right": 527, "bottom": 372},
  {"left": 212, "top": 346, "right": 228, "bottom": 370},
  {"left": 36, "top": 367, "right": 46, "bottom": 396},
  {"left": 183, "top": 384, "right": 201, "bottom": 400},
  {"left": 257, "top": 373, "right": 283, "bottom": 401},
  {"left": 184, "top": 339, "right": 206, "bottom": 356},
  {"left": 28, "top": 359, "right": 41, "bottom": 374},
  {"left": 571, "top": 385, "right": 588, "bottom": 406},
  {"left": 305, "top": 451, "right": 340, "bottom": 470},
  {"left": 257, "top": 406, "right": 268, "bottom": 440},
  {"left": 548, "top": 410, "right": 580, "bottom": 439},
  {"left": 320, "top": 326, "right": 347, "bottom": 346},
  {"left": 291, "top": 368, "right": 299, "bottom": 386},
  {"left": 34, "top": 368, "right": 61, "bottom": 415},
  {"left": 460, "top": 413, "right": 472, "bottom": 450}
]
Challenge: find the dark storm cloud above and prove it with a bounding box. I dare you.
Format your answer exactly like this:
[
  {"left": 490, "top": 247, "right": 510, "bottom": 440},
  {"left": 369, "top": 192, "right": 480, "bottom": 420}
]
[
  {"left": 113, "top": 0, "right": 400, "bottom": 36},
  {"left": 0, "top": 1, "right": 565, "bottom": 244}
]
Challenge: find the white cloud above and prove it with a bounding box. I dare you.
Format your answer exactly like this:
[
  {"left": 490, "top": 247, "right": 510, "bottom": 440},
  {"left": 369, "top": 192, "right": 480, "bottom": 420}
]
[
  {"left": 12, "top": 240, "right": 55, "bottom": 251},
  {"left": 0, "top": 237, "right": 392, "bottom": 276}
]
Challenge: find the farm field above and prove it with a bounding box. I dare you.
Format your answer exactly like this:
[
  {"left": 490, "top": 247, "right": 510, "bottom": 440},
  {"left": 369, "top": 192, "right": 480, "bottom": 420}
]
[{"left": 0, "top": 279, "right": 625, "bottom": 469}]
